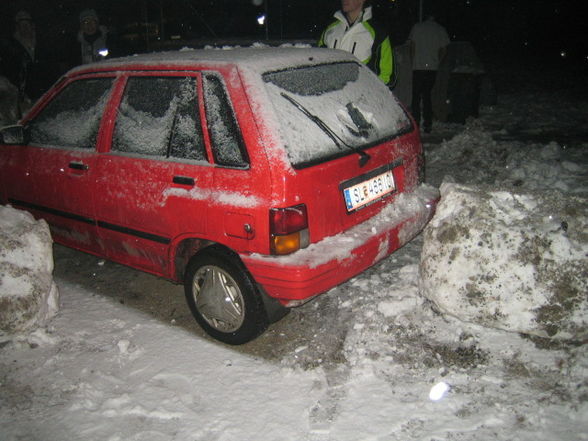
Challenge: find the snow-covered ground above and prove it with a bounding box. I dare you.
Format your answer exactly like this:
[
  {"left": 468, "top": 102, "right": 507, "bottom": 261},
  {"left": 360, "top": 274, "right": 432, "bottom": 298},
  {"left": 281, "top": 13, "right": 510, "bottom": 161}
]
[{"left": 1, "top": 64, "right": 587, "bottom": 440}]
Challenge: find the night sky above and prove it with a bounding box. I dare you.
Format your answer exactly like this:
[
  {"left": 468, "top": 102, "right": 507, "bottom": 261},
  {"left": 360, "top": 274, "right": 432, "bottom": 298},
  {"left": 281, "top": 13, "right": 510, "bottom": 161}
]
[{"left": 2, "top": 0, "right": 586, "bottom": 69}]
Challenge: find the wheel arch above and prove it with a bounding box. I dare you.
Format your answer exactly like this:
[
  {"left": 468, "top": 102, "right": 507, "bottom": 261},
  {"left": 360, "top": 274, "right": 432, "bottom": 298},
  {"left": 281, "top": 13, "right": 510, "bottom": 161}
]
[
  {"left": 172, "top": 238, "right": 244, "bottom": 283},
  {"left": 172, "top": 237, "right": 214, "bottom": 282},
  {"left": 173, "top": 238, "right": 289, "bottom": 324}
]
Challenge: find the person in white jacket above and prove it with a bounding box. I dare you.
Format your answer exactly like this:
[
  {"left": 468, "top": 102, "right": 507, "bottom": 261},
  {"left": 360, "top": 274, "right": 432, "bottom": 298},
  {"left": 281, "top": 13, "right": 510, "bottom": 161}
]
[
  {"left": 408, "top": 14, "right": 450, "bottom": 133},
  {"left": 318, "top": 0, "right": 394, "bottom": 86},
  {"left": 77, "top": 9, "right": 109, "bottom": 65}
]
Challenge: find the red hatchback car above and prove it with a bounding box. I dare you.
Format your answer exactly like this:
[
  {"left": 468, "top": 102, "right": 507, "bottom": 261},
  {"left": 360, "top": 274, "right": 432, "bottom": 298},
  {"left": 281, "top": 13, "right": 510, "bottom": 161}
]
[{"left": 0, "top": 47, "right": 438, "bottom": 344}]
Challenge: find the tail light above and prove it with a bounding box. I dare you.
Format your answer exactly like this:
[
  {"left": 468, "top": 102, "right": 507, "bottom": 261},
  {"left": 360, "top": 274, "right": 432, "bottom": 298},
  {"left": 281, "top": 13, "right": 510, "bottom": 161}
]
[{"left": 270, "top": 204, "right": 310, "bottom": 255}]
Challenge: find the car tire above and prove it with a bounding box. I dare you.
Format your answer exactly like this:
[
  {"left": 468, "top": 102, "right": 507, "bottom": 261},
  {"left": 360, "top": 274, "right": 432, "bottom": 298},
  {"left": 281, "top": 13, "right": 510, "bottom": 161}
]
[{"left": 184, "top": 248, "right": 269, "bottom": 345}]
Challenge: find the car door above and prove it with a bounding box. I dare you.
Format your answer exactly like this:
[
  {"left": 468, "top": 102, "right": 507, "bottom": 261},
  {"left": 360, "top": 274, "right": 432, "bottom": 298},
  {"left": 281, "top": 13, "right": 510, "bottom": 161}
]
[
  {"left": 0, "top": 129, "right": 36, "bottom": 209},
  {"left": 94, "top": 73, "right": 213, "bottom": 275},
  {"left": 201, "top": 71, "right": 268, "bottom": 254},
  {"left": 16, "top": 76, "right": 115, "bottom": 252}
]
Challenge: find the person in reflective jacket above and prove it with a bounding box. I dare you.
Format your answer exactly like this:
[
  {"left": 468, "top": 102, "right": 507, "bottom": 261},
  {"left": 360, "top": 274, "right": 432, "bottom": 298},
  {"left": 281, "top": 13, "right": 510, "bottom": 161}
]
[{"left": 318, "top": 0, "right": 393, "bottom": 86}]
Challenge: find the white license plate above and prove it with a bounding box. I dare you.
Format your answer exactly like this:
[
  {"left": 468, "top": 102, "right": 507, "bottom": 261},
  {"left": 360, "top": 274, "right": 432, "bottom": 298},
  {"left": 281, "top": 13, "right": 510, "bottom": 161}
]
[{"left": 343, "top": 169, "right": 395, "bottom": 212}]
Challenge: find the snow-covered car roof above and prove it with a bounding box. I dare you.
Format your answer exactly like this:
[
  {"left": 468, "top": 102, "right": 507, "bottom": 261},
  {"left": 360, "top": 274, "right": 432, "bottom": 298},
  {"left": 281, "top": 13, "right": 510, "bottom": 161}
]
[{"left": 69, "top": 45, "right": 360, "bottom": 77}]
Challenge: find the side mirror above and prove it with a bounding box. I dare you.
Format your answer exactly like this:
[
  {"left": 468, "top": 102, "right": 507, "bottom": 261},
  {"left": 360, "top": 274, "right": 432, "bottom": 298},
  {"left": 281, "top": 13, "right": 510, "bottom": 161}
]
[{"left": 0, "top": 125, "right": 27, "bottom": 145}]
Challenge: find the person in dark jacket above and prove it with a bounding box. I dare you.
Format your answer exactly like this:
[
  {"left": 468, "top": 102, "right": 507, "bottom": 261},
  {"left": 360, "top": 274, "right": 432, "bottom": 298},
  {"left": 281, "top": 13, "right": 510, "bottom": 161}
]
[
  {"left": 318, "top": 0, "right": 394, "bottom": 85},
  {"left": 0, "top": 10, "right": 48, "bottom": 114}
]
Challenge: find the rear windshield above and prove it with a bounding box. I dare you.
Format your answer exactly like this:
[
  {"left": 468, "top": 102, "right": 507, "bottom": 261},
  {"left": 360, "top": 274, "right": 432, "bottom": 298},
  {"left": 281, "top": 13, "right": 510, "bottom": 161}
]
[{"left": 263, "top": 62, "right": 411, "bottom": 168}]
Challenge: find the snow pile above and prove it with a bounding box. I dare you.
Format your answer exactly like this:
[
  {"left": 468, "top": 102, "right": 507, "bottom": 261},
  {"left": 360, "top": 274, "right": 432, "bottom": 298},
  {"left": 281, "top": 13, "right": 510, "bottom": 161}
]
[
  {"left": 503, "top": 141, "right": 588, "bottom": 195},
  {"left": 426, "top": 123, "right": 588, "bottom": 197},
  {"left": 420, "top": 182, "right": 587, "bottom": 340},
  {"left": 0, "top": 205, "right": 59, "bottom": 333}
]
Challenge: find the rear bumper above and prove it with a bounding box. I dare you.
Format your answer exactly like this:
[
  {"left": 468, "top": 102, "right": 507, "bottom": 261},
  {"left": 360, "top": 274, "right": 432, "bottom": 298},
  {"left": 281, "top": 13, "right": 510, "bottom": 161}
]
[{"left": 242, "top": 184, "right": 439, "bottom": 304}]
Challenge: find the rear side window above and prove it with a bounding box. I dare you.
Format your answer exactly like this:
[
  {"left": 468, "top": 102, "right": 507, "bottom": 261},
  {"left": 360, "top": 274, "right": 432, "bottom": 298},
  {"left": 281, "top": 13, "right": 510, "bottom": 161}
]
[
  {"left": 112, "top": 76, "right": 205, "bottom": 161},
  {"left": 203, "top": 74, "right": 248, "bottom": 168},
  {"left": 28, "top": 77, "right": 113, "bottom": 149},
  {"left": 263, "top": 62, "right": 411, "bottom": 168}
]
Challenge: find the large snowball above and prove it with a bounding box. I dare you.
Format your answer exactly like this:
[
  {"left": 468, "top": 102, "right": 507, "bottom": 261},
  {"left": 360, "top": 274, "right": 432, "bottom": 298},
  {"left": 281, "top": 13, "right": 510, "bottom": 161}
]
[
  {"left": 0, "top": 205, "right": 59, "bottom": 333},
  {"left": 419, "top": 182, "right": 587, "bottom": 340}
]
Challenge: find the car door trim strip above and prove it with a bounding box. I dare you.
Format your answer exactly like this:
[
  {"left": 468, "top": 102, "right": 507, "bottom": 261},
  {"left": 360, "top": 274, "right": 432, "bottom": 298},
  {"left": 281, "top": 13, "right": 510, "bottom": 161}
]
[
  {"left": 96, "top": 221, "right": 171, "bottom": 244},
  {"left": 8, "top": 198, "right": 171, "bottom": 245},
  {"left": 9, "top": 198, "right": 95, "bottom": 225}
]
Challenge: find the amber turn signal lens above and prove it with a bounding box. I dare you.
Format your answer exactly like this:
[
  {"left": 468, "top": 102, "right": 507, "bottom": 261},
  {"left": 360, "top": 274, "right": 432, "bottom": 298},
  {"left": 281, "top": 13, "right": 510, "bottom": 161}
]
[{"left": 271, "top": 232, "right": 301, "bottom": 255}]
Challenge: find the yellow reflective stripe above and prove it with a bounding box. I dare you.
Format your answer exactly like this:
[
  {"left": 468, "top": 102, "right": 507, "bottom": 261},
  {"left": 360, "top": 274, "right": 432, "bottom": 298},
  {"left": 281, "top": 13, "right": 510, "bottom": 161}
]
[
  {"left": 378, "top": 37, "right": 393, "bottom": 84},
  {"left": 362, "top": 21, "right": 376, "bottom": 39}
]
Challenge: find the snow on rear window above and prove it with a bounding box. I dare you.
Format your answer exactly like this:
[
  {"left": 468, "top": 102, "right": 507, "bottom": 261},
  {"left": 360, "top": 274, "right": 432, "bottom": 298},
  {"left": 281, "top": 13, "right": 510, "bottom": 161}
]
[
  {"left": 262, "top": 62, "right": 411, "bottom": 167},
  {"left": 265, "top": 62, "right": 359, "bottom": 96},
  {"left": 28, "top": 78, "right": 113, "bottom": 149}
]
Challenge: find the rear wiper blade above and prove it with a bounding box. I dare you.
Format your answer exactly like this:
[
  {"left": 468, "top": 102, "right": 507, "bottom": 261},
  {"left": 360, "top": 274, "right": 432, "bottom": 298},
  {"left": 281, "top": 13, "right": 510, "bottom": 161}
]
[
  {"left": 280, "top": 92, "right": 371, "bottom": 167},
  {"left": 345, "top": 102, "right": 373, "bottom": 137}
]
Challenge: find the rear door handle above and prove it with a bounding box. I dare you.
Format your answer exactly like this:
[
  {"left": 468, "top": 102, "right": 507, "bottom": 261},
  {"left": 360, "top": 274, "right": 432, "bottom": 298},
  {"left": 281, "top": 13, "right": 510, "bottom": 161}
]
[
  {"left": 69, "top": 161, "right": 89, "bottom": 170},
  {"left": 173, "top": 175, "right": 195, "bottom": 186}
]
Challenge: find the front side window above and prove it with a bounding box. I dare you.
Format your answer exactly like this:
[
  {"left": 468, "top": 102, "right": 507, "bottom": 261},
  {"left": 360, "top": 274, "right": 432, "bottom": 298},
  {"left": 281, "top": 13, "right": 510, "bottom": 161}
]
[
  {"left": 263, "top": 62, "right": 411, "bottom": 168},
  {"left": 28, "top": 77, "right": 113, "bottom": 149},
  {"left": 203, "top": 74, "right": 248, "bottom": 168},
  {"left": 112, "top": 76, "right": 205, "bottom": 161}
]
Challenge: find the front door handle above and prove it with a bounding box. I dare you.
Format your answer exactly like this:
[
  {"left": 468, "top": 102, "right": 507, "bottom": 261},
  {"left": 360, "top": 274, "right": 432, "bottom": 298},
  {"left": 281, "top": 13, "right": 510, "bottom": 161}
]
[{"left": 69, "top": 161, "right": 89, "bottom": 170}]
